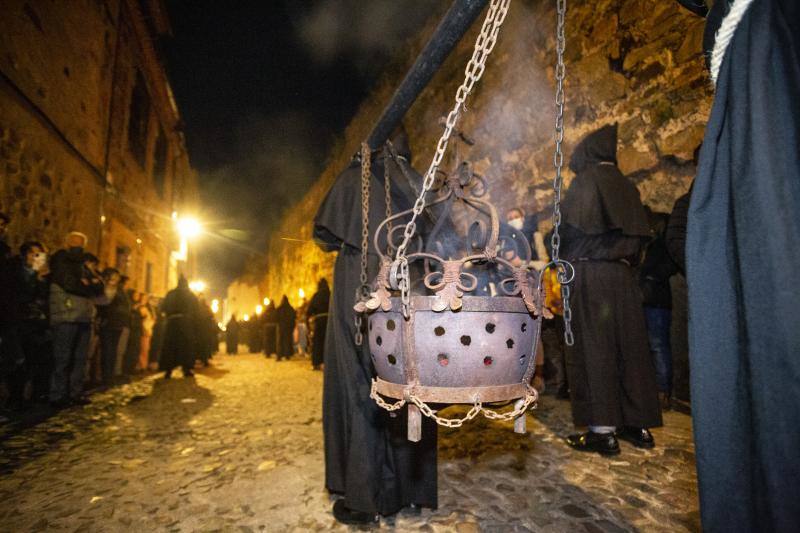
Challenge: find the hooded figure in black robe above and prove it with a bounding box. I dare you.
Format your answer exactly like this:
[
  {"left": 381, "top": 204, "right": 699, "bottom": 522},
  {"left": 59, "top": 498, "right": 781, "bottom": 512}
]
[
  {"left": 225, "top": 315, "right": 240, "bottom": 355},
  {"left": 560, "top": 124, "right": 662, "bottom": 453},
  {"left": 686, "top": 1, "right": 800, "bottom": 530},
  {"left": 306, "top": 278, "right": 330, "bottom": 370},
  {"left": 313, "top": 132, "right": 437, "bottom": 520},
  {"left": 274, "top": 296, "right": 296, "bottom": 360},
  {"left": 262, "top": 302, "right": 278, "bottom": 356},
  {"left": 159, "top": 276, "right": 199, "bottom": 377}
]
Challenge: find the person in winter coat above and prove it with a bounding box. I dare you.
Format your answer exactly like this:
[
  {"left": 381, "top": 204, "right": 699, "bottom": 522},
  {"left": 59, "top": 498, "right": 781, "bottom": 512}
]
[{"left": 48, "top": 232, "right": 104, "bottom": 406}]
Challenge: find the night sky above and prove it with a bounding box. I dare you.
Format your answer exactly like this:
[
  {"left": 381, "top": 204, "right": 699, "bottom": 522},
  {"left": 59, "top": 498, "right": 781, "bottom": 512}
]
[{"left": 163, "top": 0, "right": 439, "bottom": 295}]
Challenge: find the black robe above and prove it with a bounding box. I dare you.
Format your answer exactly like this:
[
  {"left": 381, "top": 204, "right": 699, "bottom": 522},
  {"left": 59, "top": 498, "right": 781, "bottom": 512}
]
[
  {"left": 275, "top": 300, "right": 296, "bottom": 359},
  {"left": 560, "top": 124, "right": 662, "bottom": 429},
  {"left": 306, "top": 286, "right": 330, "bottom": 368},
  {"left": 687, "top": 1, "right": 800, "bottom": 530},
  {"left": 262, "top": 306, "right": 278, "bottom": 356},
  {"left": 314, "top": 151, "right": 437, "bottom": 515},
  {"left": 225, "top": 319, "right": 239, "bottom": 355},
  {"left": 159, "top": 286, "right": 199, "bottom": 372}
]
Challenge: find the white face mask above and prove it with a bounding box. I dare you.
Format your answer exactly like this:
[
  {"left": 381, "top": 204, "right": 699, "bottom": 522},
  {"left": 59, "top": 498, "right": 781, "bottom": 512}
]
[{"left": 508, "top": 217, "right": 524, "bottom": 230}]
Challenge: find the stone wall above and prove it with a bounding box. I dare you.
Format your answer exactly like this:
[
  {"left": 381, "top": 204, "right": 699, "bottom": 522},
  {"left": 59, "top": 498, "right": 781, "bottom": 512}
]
[
  {"left": 0, "top": 0, "right": 199, "bottom": 296},
  {"left": 262, "top": 0, "right": 710, "bottom": 304}
]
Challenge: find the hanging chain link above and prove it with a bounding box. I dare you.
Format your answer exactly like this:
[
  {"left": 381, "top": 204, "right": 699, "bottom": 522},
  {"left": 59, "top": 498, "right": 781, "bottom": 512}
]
[
  {"left": 354, "top": 142, "right": 372, "bottom": 346},
  {"left": 391, "top": 0, "right": 512, "bottom": 317},
  {"left": 370, "top": 381, "right": 537, "bottom": 428},
  {"left": 550, "top": 0, "right": 574, "bottom": 346},
  {"left": 384, "top": 146, "right": 393, "bottom": 242}
]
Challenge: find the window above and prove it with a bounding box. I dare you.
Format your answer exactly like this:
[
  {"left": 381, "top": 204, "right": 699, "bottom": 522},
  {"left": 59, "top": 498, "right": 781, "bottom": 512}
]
[
  {"left": 127, "top": 71, "right": 150, "bottom": 168},
  {"left": 153, "top": 126, "right": 167, "bottom": 197}
]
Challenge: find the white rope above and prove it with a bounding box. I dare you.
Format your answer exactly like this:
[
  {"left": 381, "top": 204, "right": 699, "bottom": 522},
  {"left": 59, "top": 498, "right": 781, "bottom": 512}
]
[{"left": 710, "top": 0, "right": 756, "bottom": 85}]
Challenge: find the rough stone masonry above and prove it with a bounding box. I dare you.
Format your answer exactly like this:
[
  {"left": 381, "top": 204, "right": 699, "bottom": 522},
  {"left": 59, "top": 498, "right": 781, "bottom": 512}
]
[{"left": 260, "top": 0, "right": 711, "bottom": 303}]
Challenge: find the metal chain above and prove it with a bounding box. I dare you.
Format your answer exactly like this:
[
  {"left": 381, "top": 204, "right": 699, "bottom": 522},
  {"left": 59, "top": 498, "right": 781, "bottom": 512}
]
[
  {"left": 384, "top": 146, "right": 393, "bottom": 242},
  {"left": 410, "top": 395, "right": 483, "bottom": 428},
  {"left": 370, "top": 381, "right": 407, "bottom": 411},
  {"left": 371, "top": 381, "right": 537, "bottom": 428},
  {"left": 355, "top": 142, "right": 372, "bottom": 346},
  {"left": 480, "top": 388, "right": 538, "bottom": 421},
  {"left": 549, "top": 0, "right": 574, "bottom": 346},
  {"left": 392, "top": 0, "right": 512, "bottom": 316}
]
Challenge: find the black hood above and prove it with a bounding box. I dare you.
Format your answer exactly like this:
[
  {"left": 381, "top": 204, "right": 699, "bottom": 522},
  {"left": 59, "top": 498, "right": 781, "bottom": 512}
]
[
  {"left": 569, "top": 123, "right": 618, "bottom": 174},
  {"left": 388, "top": 124, "right": 412, "bottom": 160}
]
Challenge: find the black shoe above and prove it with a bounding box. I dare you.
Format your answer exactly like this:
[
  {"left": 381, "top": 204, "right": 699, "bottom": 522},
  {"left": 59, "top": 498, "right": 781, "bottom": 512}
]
[
  {"left": 556, "top": 386, "right": 570, "bottom": 400},
  {"left": 565, "top": 431, "right": 621, "bottom": 456},
  {"left": 183, "top": 369, "right": 195, "bottom": 378},
  {"left": 164, "top": 371, "right": 172, "bottom": 379},
  {"left": 616, "top": 426, "right": 655, "bottom": 449},
  {"left": 332, "top": 500, "right": 378, "bottom": 526}
]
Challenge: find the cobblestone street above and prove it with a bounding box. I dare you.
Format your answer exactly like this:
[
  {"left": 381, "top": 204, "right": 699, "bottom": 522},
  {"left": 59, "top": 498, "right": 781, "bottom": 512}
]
[{"left": 0, "top": 354, "right": 699, "bottom": 532}]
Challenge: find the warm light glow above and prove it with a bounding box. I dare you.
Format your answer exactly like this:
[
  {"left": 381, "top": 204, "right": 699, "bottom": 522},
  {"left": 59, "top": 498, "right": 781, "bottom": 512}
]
[
  {"left": 136, "top": 238, "right": 142, "bottom": 245},
  {"left": 298, "top": 288, "right": 306, "bottom": 299},
  {"left": 188, "top": 280, "right": 206, "bottom": 293},
  {"left": 218, "top": 322, "right": 226, "bottom": 331},
  {"left": 177, "top": 217, "right": 201, "bottom": 239},
  {"left": 243, "top": 314, "right": 250, "bottom": 322},
  {"left": 210, "top": 299, "right": 220, "bottom": 313},
  {"left": 100, "top": 215, "right": 106, "bottom": 223},
  {"left": 171, "top": 211, "right": 178, "bottom": 220},
  {"left": 263, "top": 297, "right": 270, "bottom": 306}
]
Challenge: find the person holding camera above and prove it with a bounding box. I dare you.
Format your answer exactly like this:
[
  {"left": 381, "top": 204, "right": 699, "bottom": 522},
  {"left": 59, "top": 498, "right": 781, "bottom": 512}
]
[{"left": 48, "top": 232, "right": 104, "bottom": 407}]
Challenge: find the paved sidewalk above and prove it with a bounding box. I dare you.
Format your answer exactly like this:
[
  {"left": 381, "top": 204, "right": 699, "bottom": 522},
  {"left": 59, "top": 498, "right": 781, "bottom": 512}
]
[{"left": 0, "top": 354, "right": 699, "bottom": 532}]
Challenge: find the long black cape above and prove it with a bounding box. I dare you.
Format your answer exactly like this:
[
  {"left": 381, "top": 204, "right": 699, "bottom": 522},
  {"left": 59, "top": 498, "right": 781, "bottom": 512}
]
[
  {"left": 560, "top": 125, "right": 661, "bottom": 429},
  {"left": 159, "top": 287, "right": 198, "bottom": 371},
  {"left": 314, "top": 152, "right": 438, "bottom": 515},
  {"left": 687, "top": 1, "right": 800, "bottom": 531}
]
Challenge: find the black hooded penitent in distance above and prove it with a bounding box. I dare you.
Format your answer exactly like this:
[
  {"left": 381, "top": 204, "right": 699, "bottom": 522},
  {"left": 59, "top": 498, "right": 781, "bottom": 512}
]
[
  {"left": 159, "top": 278, "right": 199, "bottom": 373},
  {"left": 559, "top": 124, "right": 662, "bottom": 429},
  {"left": 306, "top": 279, "right": 330, "bottom": 368},
  {"left": 687, "top": 1, "right": 800, "bottom": 531},
  {"left": 313, "top": 142, "right": 437, "bottom": 515}
]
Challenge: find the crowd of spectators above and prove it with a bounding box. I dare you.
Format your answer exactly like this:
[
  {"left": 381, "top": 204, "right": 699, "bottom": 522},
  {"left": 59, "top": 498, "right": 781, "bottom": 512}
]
[{"left": 0, "top": 216, "right": 218, "bottom": 417}]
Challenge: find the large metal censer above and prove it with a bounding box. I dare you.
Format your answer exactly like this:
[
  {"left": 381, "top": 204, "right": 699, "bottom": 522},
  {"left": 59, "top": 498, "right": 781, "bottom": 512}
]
[
  {"left": 355, "top": 159, "right": 557, "bottom": 441},
  {"left": 354, "top": 0, "right": 574, "bottom": 441}
]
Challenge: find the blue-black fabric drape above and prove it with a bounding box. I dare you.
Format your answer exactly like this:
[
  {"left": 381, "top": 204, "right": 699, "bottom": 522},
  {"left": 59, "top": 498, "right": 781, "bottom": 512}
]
[{"left": 687, "top": 1, "right": 800, "bottom": 531}]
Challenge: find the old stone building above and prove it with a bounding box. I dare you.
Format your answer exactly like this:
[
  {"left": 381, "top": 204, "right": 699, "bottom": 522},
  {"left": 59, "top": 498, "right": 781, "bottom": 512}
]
[
  {"left": 0, "top": 0, "right": 199, "bottom": 296},
  {"left": 261, "top": 0, "right": 710, "bottom": 303}
]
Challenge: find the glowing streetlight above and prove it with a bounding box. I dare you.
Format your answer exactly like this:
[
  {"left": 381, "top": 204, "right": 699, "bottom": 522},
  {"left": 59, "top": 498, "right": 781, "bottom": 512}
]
[
  {"left": 188, "top": 279, "right": 206, "bottom": 293},
  {"left": 255, "top": 304, "right": 264, "bottom": 315},
  {"left": 211, "top": 299, "right": 220, "bottom": 313},
  {"left": 298, "top": 287, "right": 306, "bottom": 300},
  {"left": 173, "top": 215, "right": 202, "bottom": 262},
  {"left": 243, "top": 314, "right": 250, "bottom": 322},
  {"left": 177, "top": 217, "right": 202, "bottom": 239},
  {"left": 263, "top": 297, "right": 270, "bottom": 306}
]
